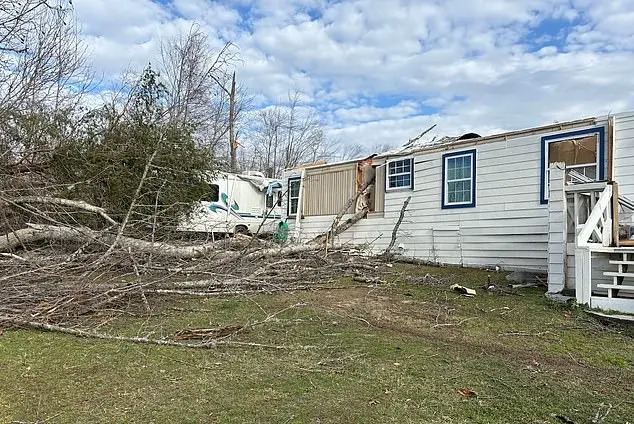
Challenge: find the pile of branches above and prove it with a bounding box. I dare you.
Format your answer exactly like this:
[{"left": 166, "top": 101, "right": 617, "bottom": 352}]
[
  {"left": 0, "top": 225, "right": 393, "bottom": 348},
  {"left": 0, "top": 173, "right": 409, "bottom": 347}
]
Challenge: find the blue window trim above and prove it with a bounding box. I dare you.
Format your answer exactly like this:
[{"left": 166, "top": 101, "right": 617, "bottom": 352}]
[
  {"left": 540, "top": 127, "right": 605, "bottom": 205},
  {"left": 287, "top": 177, "right": 301, "bottom": 216},
  {"left": 441, "top": 149, "right": 477, "bottom": 210},
  {"left": 385, "top": 158, "right": 414, "bottom": 191}
]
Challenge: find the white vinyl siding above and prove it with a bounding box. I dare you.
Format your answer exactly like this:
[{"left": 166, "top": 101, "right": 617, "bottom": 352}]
[{"left": 284, "top": 118, "right": 618, "bottom": 272}]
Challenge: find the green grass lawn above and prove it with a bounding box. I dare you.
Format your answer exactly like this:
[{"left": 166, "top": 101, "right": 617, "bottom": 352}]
[{"left": 1, "top": 263, "right": 633, "bottom": 423}]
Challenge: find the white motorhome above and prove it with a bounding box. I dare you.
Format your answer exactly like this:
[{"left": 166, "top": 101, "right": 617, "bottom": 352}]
[{"left": 178, "top": 171, "right": 283, "bottom": 235}]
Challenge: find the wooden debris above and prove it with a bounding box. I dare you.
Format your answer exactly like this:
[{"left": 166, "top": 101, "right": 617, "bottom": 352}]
[
  {"left": 508, "top": 283, "right": 539, "bottom": 289},
  {"left": 412, "top": 273, "right": 440, "bottom": 285},
  {"left": 456, "top": 388, "right": 477, "bottom": 398},
  {"left": 352, "top": 276, "right": 386, "bottom": 284},
  {"left": 174, "top": 325, "right": 245, "bottom": 340},
  {"left": 0, "top": 315, "right": 283, "bottom": 349},
  {"left": 551, "top": 414, "right": 576, "bottom": 424},
  {"left": 450, "top": 284, "right": 476, "bottom": 296}
]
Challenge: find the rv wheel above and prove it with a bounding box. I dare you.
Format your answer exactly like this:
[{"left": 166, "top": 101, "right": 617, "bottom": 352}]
[{"left": 234, "top": 225, "right": 249, "bottom": 235}]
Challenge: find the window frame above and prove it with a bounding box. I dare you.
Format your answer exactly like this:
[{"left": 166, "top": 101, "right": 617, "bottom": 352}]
[
  {"left": 201, "top": 184, "right": 220, "bottom": 202},
  {"left": 287, "top": 177, "right": 301, "bottom": 217},
  {"left": 266, "top": 191, "right": 282, "bottom": 209},
  {"left": 385, "top": 158, "right": 414, "bottom": 191},
  {"left": 441, "top": 149, "right": 476, "bottom": 209},
  {"left": 540, "top": 127, "right": 605, "bottom": 205}
]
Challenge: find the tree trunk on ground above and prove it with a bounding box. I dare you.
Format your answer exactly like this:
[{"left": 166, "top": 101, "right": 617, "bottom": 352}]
[
  {"left": 2, "top": 196, "right": 118, "bottom": 225},
  {"left": 0, "top": 224, "right": 324, "bottom": 260},
  {"left": 0, "top": 224, "right": 218, "bottom": 258}
]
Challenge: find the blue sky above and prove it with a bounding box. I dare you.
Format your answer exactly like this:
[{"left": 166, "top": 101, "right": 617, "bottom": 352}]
[{"left": 73, "top": 0, "right": 634, "bottom": 147}]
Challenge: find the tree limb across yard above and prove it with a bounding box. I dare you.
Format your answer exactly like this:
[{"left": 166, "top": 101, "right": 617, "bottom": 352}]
[
  {"left": 2, "top": 196, "right": 119, "bottom": 226},
  {"left": 0, "top": 224, "right": 218, "bottom": 258}
]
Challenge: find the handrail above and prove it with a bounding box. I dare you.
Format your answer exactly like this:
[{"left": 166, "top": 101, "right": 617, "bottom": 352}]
[
  {"left": 568, "top": 170, "right": 634, "bottom": 210},
  {"left": 564, "top": 182, "right": 606, "bottom": 193},
  {"left": 577, "top": 184, "right": 613, "bottom": 247}
]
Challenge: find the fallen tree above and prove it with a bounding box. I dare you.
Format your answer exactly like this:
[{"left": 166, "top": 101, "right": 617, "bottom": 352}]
[
  {"left": 2, "top": 196, "right": 119, "bottom": 226},
  {"left": 0, "top": 223, "right": 220, "bottom": 258},
  {"left": 0, "top": 223, "right": 327, "bottom": 261}
]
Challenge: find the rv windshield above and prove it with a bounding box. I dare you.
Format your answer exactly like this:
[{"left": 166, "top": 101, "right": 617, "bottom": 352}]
[{"left": 201, "top": 184, "right": 220, "bottom": 202}]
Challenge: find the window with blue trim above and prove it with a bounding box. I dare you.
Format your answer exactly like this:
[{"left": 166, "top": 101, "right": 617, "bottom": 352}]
[
  {"left": 540, "top": 127, "right": 605, "bottom": 204},
  {"left": 442, "top": 150, "right": 476, "bottom": 209},
  {"left": 387, "top": 159, "right": 413, "bottom": 190}
]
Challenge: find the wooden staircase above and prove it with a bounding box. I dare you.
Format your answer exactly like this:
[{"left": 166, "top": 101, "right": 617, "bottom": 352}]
[
  {"left": 597, "top": 250, "right": 634, "bottom": 299},
  {"left": 569, "top": 181, "right": 634, "bottom": 313},
  {"left": 579, "top": 243, "right": 634, "bottom": 314}
]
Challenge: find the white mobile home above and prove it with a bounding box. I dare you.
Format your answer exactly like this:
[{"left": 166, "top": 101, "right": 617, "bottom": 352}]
[
  {"left": 178, "top": 171, "right": 282, "bottom": 235},
  {"left": 283, "top": 111, "right": 634, "bottom": 313}
]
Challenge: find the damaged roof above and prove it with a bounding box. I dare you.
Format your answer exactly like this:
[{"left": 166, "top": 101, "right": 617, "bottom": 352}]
[
  {"left": 286, "top": 114, "right": 600, "bottom": 171},
  {"left": 376, "top": 115, "right": 598, "bottom": 159}
]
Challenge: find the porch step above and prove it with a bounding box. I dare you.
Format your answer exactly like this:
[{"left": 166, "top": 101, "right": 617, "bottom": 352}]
[
  {"left": 597, "top": 284, "right": 634, "bottom": 292},
  {"left": 590, "top": 246, "right": 634, "bottom": 254},
  {"left": 604, "top": 272, "right": 634, "bottom": 278},
  {"left": 609, "top": 260, "right": 634, "bottom": 265}
]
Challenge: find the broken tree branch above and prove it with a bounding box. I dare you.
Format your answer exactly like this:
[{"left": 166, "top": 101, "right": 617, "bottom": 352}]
[
  {"left": 382, "top": 196, "right": 411, "bottom": 257},
  {"left": 1, "top": 196, "right": 119, "bottom": 226},
  {"left": 311, "top": 175, "right": 375, "bottom": 245},
  {"left": 98, "top": 149, "right": 158, "bottom": 262},
  {"left": 0, "top": 224, "right": 218, "bottom": 258},
  {"left": 327, "top": 207, "right": 369, "bottom": 238},
  {"left": 0, "top": 315, "right": 288, "bottom": 349}
]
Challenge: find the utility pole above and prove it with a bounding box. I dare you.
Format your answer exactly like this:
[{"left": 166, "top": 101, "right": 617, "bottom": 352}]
[{"left": 229, "top": 71, "right": 238, "bottom": 173}]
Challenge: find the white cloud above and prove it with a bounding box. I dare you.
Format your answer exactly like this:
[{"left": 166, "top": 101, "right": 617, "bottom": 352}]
[
  {"left": 332, "top": 101, "right": 420, "bottom": 124},
  {"left": 71, "top": 0, "right": 634, "bottom": 151}
]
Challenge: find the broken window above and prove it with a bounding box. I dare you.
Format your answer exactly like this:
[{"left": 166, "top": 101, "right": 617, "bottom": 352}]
[
  {"left": 288, "top": 178, "right": 301, "bottom": 216},
  {"left": 387, "top": 159, "right": 413, "bottom": 190},
  {"left": 201, "top": 184, "right": 220, "bottom": 202},
  {"left": 548, "top": 135, "right": 597, "bottom": 181}
]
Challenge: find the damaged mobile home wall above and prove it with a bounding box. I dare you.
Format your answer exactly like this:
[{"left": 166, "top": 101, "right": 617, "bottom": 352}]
[
  {"left": 282, "top": 113, "right": 634, "bottom": 272},
  {"left": 565, "top": 112, "right": 634, "bottom": 292}
]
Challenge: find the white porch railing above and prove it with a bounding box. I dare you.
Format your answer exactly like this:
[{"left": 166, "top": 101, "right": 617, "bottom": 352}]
[
  {"left": 574, "top": 184, "right": 613, "bottom": 248},
  {"left": 572, "top": 183, "right": 613, "bottom": 305}
]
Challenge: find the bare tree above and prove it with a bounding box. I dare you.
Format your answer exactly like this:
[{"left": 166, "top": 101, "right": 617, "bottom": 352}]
[
  {"left": 159, "top": 24, "right": 249, "bottom": 171},
  {"left": 160, "top": 24, "right": 234, "bottom": 126},
  {"left": 0, "top": 1, "right": 89, "bottom": 112},
  {"left": 0, "top": 0, "right": 91, "bottom": 172},
  {"left": 246, "top": 91, "right": 334, "bottom": 177}
]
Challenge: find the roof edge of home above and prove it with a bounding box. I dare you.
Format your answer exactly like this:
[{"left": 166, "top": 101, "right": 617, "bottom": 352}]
[{"left": 285, "top": 113, "right": 615, "bottom": 172}]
